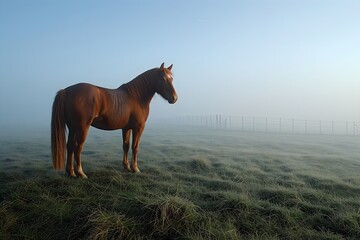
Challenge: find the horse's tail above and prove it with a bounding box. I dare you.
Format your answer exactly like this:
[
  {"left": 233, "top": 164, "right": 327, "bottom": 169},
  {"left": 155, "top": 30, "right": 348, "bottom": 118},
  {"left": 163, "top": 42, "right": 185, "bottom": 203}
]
[{"left": 51, "top": 89, "right": 67, "bottom": 170}]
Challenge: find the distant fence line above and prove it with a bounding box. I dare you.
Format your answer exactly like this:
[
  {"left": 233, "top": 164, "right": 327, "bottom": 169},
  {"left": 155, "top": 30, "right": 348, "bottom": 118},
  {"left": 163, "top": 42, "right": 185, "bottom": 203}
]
[{"left": 165, "top": 115, "right": 360, "bottom": 136}]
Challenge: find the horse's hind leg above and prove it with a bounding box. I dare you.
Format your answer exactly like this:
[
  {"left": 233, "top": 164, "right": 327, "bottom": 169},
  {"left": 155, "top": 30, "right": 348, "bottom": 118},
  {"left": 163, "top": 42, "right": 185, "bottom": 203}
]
[
  {"left": 66, "top": 129, "right": 76, "bottom": 178},
  {"left": 74, "top": 126, "right": 90, "bottom": 179}
]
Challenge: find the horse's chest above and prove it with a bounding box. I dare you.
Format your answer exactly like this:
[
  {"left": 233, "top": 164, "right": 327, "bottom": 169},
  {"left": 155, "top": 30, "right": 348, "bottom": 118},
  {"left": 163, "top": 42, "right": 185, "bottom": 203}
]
[{"left": 129, "top": 106, "right": 149, "bottom": 123}]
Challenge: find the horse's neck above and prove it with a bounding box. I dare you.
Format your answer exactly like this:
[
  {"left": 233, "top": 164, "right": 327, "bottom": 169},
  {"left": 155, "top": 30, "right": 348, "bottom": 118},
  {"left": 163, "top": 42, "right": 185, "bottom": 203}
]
[{"left": 120, "top": 69, "right": 157, "bottom": 105}]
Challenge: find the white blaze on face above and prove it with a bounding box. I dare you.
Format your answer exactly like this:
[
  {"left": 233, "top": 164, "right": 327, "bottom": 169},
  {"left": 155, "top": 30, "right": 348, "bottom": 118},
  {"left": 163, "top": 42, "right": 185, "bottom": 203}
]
[{"left": 165, "top": 73, "right": 172, "bottom": 81}]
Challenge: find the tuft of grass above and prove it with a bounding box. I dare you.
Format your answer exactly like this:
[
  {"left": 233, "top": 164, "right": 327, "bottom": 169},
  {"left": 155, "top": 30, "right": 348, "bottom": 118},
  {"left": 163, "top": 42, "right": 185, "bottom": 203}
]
[
  {"left": 0, "top": 201, "right": 18, "bottom": 239},
  {"left": 142, "top": 194, "right": 199, "bottom": 236},
  {"left": 190, "top": 155, "right": 212, "bottom": 172},
  {"left": 257, "top": 187, "right": 300, "bottom": 208},
  {"left": 184, "top": 216, "right": 240, "bottom": 240},
  {"left": 79, "top": 208, "right": 140, "bottom": 240}
]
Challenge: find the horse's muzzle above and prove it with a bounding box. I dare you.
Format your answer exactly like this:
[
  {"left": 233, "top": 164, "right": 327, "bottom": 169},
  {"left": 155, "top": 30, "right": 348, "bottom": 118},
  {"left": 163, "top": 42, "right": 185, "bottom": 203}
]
[{"left": 168, "top": 95, "right": 178, "bottom": 104}]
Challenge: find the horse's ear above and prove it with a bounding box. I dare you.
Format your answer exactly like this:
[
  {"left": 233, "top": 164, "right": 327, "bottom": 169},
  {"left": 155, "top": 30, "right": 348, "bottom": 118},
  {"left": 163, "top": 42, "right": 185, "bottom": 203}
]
[
  {"left": 160, "top": 62, "right": 165, "bottom": 70},
  {"left": 168, "top": 64, "right": 173, "bottom": 71}
]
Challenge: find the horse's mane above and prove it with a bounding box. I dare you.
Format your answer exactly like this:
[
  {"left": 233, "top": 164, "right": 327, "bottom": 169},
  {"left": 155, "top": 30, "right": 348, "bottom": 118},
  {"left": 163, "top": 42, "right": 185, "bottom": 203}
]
[{"left": 119, "top": 68, "right": 159, "bottom": 101}]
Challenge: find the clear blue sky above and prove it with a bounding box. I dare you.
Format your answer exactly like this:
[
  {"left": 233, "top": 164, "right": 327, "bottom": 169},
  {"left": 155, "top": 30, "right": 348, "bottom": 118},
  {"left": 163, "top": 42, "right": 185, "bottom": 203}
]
[{"left": 0, "top": 0, "right": 359, "bottom": 127}]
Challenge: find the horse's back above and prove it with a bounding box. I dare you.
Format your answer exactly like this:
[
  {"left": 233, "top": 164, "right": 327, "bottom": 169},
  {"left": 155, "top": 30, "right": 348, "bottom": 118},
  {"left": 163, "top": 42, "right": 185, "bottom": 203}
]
[{"left": 65, "top": 82, "right": 100, "bottom": 94}]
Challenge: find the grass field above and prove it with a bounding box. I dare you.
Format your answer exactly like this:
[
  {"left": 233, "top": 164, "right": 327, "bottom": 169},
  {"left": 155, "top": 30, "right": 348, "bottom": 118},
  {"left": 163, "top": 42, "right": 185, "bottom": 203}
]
[{"left": 0, "top": 126, "right": 359, "bottom": 239}]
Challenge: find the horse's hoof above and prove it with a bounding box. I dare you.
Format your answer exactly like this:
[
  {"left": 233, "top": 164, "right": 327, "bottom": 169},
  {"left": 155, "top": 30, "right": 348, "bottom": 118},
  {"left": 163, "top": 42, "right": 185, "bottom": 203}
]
[
  {"left": 79, "top": 174, "right": 88, "bottom": 179},
  {"left": 124, "top": 166, "right": 131, "bottom": 172},
  {"left": 75, "top": 171, "right": 88, "bottom": 179},
  {"left": 132, "top": 168, "right": 141, "bottom": 174}
]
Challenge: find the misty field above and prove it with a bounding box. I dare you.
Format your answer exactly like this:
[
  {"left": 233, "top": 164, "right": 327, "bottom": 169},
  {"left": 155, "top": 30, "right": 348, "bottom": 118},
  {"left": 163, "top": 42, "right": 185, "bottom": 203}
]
[{"left": 0, "top": 126, "right": 359, "bottom": 239}]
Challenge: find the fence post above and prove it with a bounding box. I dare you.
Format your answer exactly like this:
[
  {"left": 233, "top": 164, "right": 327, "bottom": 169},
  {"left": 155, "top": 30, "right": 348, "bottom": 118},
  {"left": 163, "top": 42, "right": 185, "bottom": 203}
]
[
  {"left": 354, "top": 121, "right": 356, "bottom": 135},
  {"left": 241, "top": 116, "right": 244, "bottom": 131},
  {"left": 253, "top": 117, "right": 255, "bottom": 131},
  {"left": 265, "top": 117, "right": 268, "bottom": 132},
  {"left": 279, "top": 118, "right": 282, "bottom": 133}
]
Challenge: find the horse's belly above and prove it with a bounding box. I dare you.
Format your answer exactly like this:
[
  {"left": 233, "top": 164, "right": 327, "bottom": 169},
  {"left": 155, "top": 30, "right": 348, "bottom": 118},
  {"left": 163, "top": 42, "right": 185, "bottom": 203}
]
[
  {"left": 91, "top": 115, "right": 128, "bottom": 130},
  {"left": 91, "top": 113, "right": 128, "bottom": 130}
]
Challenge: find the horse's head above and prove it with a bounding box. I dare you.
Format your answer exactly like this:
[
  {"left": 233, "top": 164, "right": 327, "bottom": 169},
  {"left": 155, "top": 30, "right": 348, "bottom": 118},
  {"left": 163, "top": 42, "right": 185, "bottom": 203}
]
[{"left": 156, "top": 63, "right": 178, "bottom": 104}]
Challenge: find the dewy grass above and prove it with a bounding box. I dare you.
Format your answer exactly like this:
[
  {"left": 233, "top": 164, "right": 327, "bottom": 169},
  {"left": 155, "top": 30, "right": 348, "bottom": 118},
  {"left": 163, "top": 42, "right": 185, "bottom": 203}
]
[
  {"left": 81, "top": 208, "right": 139, "bottom": 240},
  {"left": 0, "top": 127, "right": 359, "bottom": 239},
  {"left": 142, "top": 194, "right": 199, "bottom": 235}
]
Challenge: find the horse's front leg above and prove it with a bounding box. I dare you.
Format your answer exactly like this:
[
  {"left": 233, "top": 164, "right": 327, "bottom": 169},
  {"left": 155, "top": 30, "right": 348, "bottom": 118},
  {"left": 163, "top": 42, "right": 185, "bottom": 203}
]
[
  {"left": 130, "top": 125, "right": 144, "bottom": 173},
  {"left": 122, "top": 128, "right": 131, "bottom": 172}
]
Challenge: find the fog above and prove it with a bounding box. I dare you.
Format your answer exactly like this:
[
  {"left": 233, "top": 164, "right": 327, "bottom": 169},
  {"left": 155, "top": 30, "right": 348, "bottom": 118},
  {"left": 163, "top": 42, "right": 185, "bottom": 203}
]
[{"left": 1, "top": 1, "right": 359, "bottom": 129}]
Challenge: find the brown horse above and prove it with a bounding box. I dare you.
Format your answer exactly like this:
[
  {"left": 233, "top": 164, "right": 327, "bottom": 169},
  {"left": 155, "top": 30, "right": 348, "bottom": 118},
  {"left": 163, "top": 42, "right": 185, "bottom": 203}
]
[{"left": 51, "top": 63, "right": 177, "bottom": 178}]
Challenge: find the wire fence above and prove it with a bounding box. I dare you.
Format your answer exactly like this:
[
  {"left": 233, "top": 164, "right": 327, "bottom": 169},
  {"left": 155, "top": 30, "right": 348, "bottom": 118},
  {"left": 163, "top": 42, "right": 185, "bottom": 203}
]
[{"left": 159, "top": 115, "right": 360, "bottom": 136}]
